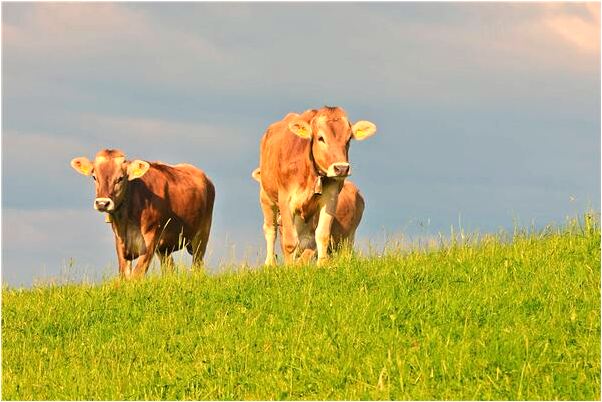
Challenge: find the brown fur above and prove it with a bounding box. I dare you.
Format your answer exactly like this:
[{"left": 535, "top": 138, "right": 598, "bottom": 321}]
[
  {"left": 257, "top": 106, "right": 374, "bottom": 265},
  {"left": 72, "top": 149, "right": 215, "bottom": 279},
  {"left": 252, "top": 169, "right": 364, "bottom": 259},
  {"left": 289, "top": 180, "right": 365, "bottom": 261}
]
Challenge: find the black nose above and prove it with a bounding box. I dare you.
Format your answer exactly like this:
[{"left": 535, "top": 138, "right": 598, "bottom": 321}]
[
  {"left": 334, "top": 164, "right": 350, "bottom": 176},
  {"left": 95, "top": 200, "right": 109, "bottom": 210}
]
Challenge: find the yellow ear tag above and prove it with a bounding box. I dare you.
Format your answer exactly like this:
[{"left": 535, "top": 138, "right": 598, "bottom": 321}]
[
  {"left": 105, "top": 214, "right": 112, "bottom": 223},
  {"left": 355, "top": 129, "right": 365, "bottom": 138},
  {"left": 81, "top": 165, "right": 92, "bottom": 175}
]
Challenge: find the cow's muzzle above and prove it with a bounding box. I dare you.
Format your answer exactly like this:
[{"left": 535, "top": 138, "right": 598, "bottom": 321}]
[
  {"left": 327, "top": 162, "right": 351, "bottom": 178},
  {"left": 94, "top": 197, "right": 115, "bottom": 212}
]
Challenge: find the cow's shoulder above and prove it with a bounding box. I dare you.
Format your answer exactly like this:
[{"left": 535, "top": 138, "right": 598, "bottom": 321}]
[{"left": 342, "top": 180, "right": 360, "bottom": 196}]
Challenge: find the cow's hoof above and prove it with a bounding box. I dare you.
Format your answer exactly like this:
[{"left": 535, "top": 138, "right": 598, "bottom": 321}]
[{"left": 317, "top": 257, "right": 329, "bottom": 267}]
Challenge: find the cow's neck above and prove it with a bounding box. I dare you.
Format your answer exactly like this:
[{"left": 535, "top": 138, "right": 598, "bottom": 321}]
[
  {"left": 294, "top": 141, "right": 324, "bottom": 219},
  {"left": 109, "top": 185, "right": 134, "bottom": 237},
  {"left": 306, "top": 140, "right": 323, "bottom": 189}
]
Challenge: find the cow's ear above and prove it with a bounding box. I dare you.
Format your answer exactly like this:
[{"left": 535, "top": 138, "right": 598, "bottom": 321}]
[
  {"left": 127, "top": 160, "right": 150, "bottom": 181},
  {"left": 288, "top": 120, "right": 312, "bottom": 140},
  {"left": 251, "top": 168, "right": 261, "bottom": 182},
  {"left": 70, "top": 157, "right": 93, "bottom": 176},
  {"left": 352, "top": 120, "right": 377, "bottom": 141}
]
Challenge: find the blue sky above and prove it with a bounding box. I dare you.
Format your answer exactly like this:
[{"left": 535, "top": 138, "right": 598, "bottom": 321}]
[{"left": 2, "top": 2, "right": 600, "bottom": 286}]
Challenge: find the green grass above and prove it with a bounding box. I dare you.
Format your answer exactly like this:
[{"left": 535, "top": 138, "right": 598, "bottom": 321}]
[{"left": 2, "top": 215, "right": 600, "bottom": 400}]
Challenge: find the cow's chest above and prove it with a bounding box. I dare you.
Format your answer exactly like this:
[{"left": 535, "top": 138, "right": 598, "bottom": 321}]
[
  {"left": 116, "top": 223, "right": 146, "bottom": 260},
  {"left": 290, "top": 189, "right": 320, "bottom": 220},
  {"left": 290, "top": 179, "right": 341, "bottom": 220}
]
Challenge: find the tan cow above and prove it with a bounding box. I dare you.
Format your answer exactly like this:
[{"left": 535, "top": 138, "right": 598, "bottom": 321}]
[
  {"left": 252, "top": 168, "right": 365, "bottom": 262},
  {"left": 257, "top": 106, "right": 376, "bottom": 265},
  {"left": 71, "top": 149, "right": 215, "bottom": 279}
]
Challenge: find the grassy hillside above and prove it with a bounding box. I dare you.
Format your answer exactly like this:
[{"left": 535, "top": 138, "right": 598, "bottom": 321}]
[{"left": 2, "top": 216, "right": 600, "bottom": 400}]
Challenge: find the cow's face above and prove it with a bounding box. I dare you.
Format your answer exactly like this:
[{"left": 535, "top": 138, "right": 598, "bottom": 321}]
[
  {"left": 70, "top": 150, "right": 149, "bottom": 213},
  {"left": 288, "top": 109, "right": 376, "bottom": 179}
]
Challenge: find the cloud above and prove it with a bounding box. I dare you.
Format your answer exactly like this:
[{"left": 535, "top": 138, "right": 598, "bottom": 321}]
[
  {"left": 543, "top": 3, "right": 600, "bottom": 54},
  {"left": 3, "top": 3, "right": 224, "bottom": 93},
  {"left": 4, "top": 130, "right": 89, "bottom": 173},
  {"left": 79, "top": 114, "right": 227, "bottom": 145},
  {"left": 3, "top": 3, "right": 222, "bottom": 58},
  {"left": 4, "top": 2, "right": 598, "bottom": 108},
  {"left": 73, "top": 113, "right": 260, "bottom": 173},
  {"left": 376, "top": 3, "right": 599, "bottom": 78}
]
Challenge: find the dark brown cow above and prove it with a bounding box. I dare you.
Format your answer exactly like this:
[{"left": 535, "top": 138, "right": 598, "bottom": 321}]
[
  {"left": 252, "top": 168, "right": 365, "bottom": 262},
  {"left": 257, "top": 106, "right": 376, "bottom": 265},
  {"left": 71, "top": 149, "right": 215, "bottom": 278}
]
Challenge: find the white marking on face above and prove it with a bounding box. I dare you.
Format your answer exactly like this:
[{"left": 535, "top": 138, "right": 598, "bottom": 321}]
[{"left": 94, "top": 197, "right": 115, "bottom": 212}]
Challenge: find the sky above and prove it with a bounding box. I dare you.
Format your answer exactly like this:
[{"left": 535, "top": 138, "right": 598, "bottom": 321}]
[{"left": 2, "top": 2, "right": 600, "bottom": 287}]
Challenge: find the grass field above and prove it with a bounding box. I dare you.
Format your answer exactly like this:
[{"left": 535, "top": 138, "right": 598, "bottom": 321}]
[{"left": 2, "top": 215, "right": 600, "bottom": 400}]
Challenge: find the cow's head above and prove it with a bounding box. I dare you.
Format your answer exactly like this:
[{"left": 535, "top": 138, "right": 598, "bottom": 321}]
[
  {"left": 70, "top": 149, "right": 150, "bottom": 213},
  {"left": 288, "top": 106, "right": 376, "bottom": 179}
]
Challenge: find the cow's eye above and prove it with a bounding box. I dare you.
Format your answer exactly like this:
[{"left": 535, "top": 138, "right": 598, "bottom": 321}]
[
  {"left": 318, "top": 136, "right": 325, "bottom": 143},
  {"left": 115, "top": 176, "right": 124, "bottom": 184},
  {"left": 92, "top": 174, "right": 97, "bottom": 181}
]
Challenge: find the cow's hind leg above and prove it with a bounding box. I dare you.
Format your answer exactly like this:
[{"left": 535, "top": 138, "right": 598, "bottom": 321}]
[
  {"left": 189, "top": 225, "right": 210, "bottom": 269},
  {"left": 260, "top": 189, "right": 278, "bottom": 265},
  {"left": 278, "top": 197, "right": 299, "bottom": 265},
  {"left": 296, "top": 215, "right": 316, "bottom": 264}
]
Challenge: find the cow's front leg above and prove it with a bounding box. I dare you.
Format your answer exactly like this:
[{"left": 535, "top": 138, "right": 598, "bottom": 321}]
[
  {"left": 278, "top": 198, "right": 298, "bottom": 264},
  {"left": 315, "top": 183, "right": 340, "bottom": 265},
  {"left": 315, "top": 207, "right": 335, "bottom": 266},
  {"left": 115, "top": 236, "right": 132, "bottom": 279},
  {"left": 130, "top": 231, "right": 158, "bottom": 279}
]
